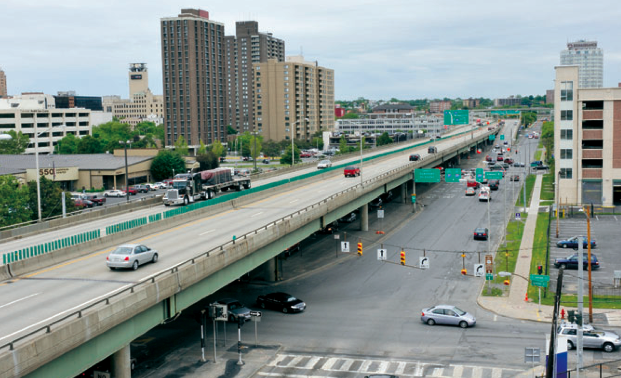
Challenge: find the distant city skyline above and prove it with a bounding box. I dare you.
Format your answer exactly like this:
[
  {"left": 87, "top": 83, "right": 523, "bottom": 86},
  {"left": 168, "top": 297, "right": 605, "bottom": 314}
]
[{"left": 1, "top": 0, "right": 621, "bottom": 100}]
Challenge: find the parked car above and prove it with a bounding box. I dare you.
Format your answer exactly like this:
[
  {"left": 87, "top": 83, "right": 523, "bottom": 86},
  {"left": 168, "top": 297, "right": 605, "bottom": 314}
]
[
  {"left": 318, "top": 221, "right": 339, "bottom": 234},
  {"left": 344, "top": 165, "right": 361, "bottom": 177},
  {"left": 104, "top": 189, "right": 126, "bottom": 198},
  {"left": 153, "top": 182, "right": 167, "bottom": 189},
  {"left": 473, "top": 227, "right": 489, "bottom": 240},
  {"left": 123, "top": 187, "right": 138, "bottom": 195},
  {"left": 73, "top": 198, "right": 94, "bottom": 209},
  {"left": 133, "top": 184, "right": 150, "bottom": 193},
  {"left": 465, "top": 187, "right": 476, "bottom": 196},
  {"left": 554, "top": 253, "right": 600, "bottom": 270},
  {"left": 317, "top": 160, "right": 333, "bottom": 169},
  {"left": 215, "top": 298, "right": 252, "bottom": 322},
  {"left": 409, "top": 154, "right": 421, "bottom": 161},
  {"left": 339, "top": 212, "right": 357, "bottom": 223},
  {"left": 557, "top": 236, "right": 597, "bottom": 249},
  {"left": 262, "top": 159, "right": 270, "bottom": 164},
  {"left": 421, "top": 305, "right": 476, "bottom": 328},
  {"left": 80, "top": 194, "right": 106, "bottom": 206},
  {"left": 300, "top": 152, "right": 313, "bottom": 158},
  {"left": 106, "top": 244, "right": 158, "bottom": 270},
  {"left": 557, "top": 323, "right": 621, "bottom": 352},
  {"left": 256, "top": 292, "right": 306, "bottom": 313}
]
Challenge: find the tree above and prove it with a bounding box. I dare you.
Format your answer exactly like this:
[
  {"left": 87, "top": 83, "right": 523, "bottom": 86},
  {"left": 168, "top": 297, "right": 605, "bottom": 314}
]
[
  {"left": 280, "top": 144, "right": 300, "bottom": 165},
  {"left": 262, "top": 140, "right": 281, "bottom": 158},
  {"left": 57, "top": 133, "right": 79, "bottom": 154},
  {"left": 0, "top": 130, "right": 30, "bottom": 154},
  {"left": 174, "top": 135, "right": 189, "bottom": 156},
  {"left": 197, "top": 140, "right": 208, "bottom": 155},
  {"left": 342, "top": 112, "right": 359, "bottom": 119},
  {"left": 211, "top": 140, "right": 226, "bottom": 158},
  {"left": 196, "top": 151, "right": 219, "bottom": 171},
  {"left": 338, "top": 135, "right": 350, "bottom": 154},
  {"left": 27, "top": 177, "right": 76, "bottom": 220},
  {"left": 311, "top": 136, "right": 324, "bottom": 150},
  {"left": 0, "top": 176, "right": 32, "bottom": 227},
  {"left": 135, "top": 121, "right": 164, "bottom": 141},
  {"left": 376, "top": 132, "right": 393, "bottom": 146},
  {"left": 250, "top": 135, "right": 262, "bottom": 161},
  {"left": 77, "top": 135, "right": 103, "bottom": 154},
  {"left": 227, "top": 125, "right": 238, "bottom": 135},
  {"left": 150, "top": 150, "right": 186, "bottom": 181}
]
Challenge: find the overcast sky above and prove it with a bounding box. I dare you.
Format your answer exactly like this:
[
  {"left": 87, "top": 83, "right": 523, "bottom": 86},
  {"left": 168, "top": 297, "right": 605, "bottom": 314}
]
[{"left": 2, "top": 0, "right": 621, "bottom": 101}]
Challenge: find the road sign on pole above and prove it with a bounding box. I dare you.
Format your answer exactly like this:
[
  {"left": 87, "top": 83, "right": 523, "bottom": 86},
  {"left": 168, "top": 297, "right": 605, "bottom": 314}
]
[
  {"left": 500, "top": 134, "right": 505, "bottom": 140},
  {"left": 414, "top": 169, "right": 441, "bottom": 183},
  {"left": 474, "top": 264, "right": 484, "bottom": 277},
  {"left": 489, "top": 134, "right": 496, "bottom": 141},
  {"left": 475, "top": 168, "right": 484, "bottom": 183},
  {"left": 377, "top": 210, "right": 384, "bottom": 219},
  {"left": 486, "top": 273, "right": 493, "bottom": 281},
  {"left": 445, "top": 168, "right": 461, "bottom": 183},
  {"left": 377, "top": 249, "right": 387, "bottom": 261},
  {"left": 341, "top": 241, "right": 350, "bottom": 253},
  {"left": 529, "top": 274, "right": 550, "bottom": 287},
  {"left": 419, "top": 256, "right": 429, "bottom": 269},
  {"left": 515, "top": 212, "right": 521, "bottom": 220},
  {"left": 485, "top": 255, "right": 493, "bottom": 274},
  {"left": 485, "top": 171, "right": 503, "bottom": 180}
]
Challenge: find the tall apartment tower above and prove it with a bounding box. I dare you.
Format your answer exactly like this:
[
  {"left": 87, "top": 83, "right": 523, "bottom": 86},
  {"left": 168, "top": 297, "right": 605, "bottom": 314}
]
[
  {"left": 160, "top": 9, "right": 226, "bottom": 148},
  {"left": 224, "top": 21, "right": 285, "bottom": 133},
  {"left": 560, "top": 40, "right": 603, "bottom": 89},
  {"left": 254, "top": 56, "right": 334, "bottom": 142},
  {"left": 0, "top": 68, "right": 7, "bottom": 98}
]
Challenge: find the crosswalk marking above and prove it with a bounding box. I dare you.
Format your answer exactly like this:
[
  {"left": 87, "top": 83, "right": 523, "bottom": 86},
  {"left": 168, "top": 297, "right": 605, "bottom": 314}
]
[
  {"left": 491, "top": 367, "right": 502, "bottom": 378},
  {"left": 302, "top": 357, "right": 321, "bottom": 370},
  {"left": 395, "top": 361, "right": 407, "bottom": 375},
  {"left": 320, "top": 358, "right": 337, "bottom": 370},
  {"left": 338, "top": 358, "right": 354, "bottom": 371},
  {"left": 432, "top": 367, "right": 444, "bottom": 377},
  {"left": 453, "top": 365, "right": 464, "bottom": 377}
]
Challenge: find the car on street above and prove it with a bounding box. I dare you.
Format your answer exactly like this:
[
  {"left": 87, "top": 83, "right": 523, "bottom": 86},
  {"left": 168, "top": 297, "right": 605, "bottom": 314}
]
[
  {"left": 123, "top": 187, "right": 138, "bottom": 195},
  {"left": 488, "top": 180, "right": 499, "bottom": 190},
  {"left": 300, "top": 152, "right": 313, "bottom": 158},
  {"left": 473, "top": 227, "right": 489, "bottom": 240},
  {"left": 238, "top": 168, "right": 251, "bottom": 177},
  {"left": 421, "top": 305, "right": 476, "bottom": 328},
  {"left": 556, "top": 236, "right": 597, "bottom": 249},
  {"left": 215, "top": 298, "right": 251, "bottom": 322},
  {"left": 509, "top": 175, "right": 520, "bottom": 181},
  {"left": 485, "top": 155, "right": 493, "bottom": 162},
  {"left": 466, "top": 180, "right": 479, "bottom": 188},
  {"left": 262, "top": 159, "right": 270, "bottom": 164},
  {"left": 496, "top": 155, "right": 504, "bottom": 161},
  {"left": 339, "top": 212, "right": 357, "bottom": 223},
  {"left": 557, "top": 323, "right": 621, "bottom": 352},
  {"left": 344, "top": 165, "right": 361, "bottom": 177},
  {"left": 104, "top": 189, "right": 126, "bottom": 197},
  {"left": 106, "top": 244, "right": 158, "bottom": 270},
  {"left": 318, "top": 221, "right": 339, "bottom": 234},
  {"left": 479, "top": 191, "right": 491, "bottom": 202},
  {"left": 503, "top": 141, "right": 509, "bottom": 145},
  {"left": 409, "top": 154, "right": 421, "bottom": 161},
  {"left": 513, "top": 162, "right": 525, "bottom": 167},
  {"left": 133, "top": 184, "right": 150, "bottom": 193},
  {"left": 153, "top": 182, "right": 167, "bottom": 189},
  {"left": 79, "top": 194, "right": 106, "bottom": 206},
  {"left": 256, "top": 292, "right": 306, "bottom": 313},
  {"left": 73, "top": 198, "right": 94, "bottom": 209},
  {"left": 428, "top": 146, "right": 437, "bottom": 154},
  {"left": 465, "top": 187, "right": 476, "bottom": 196},
  {"left": 504, "top": 158, "right": 514, "bottom": 164},
  {"left": 317, "top": 160, "right": 333, "bottom": 169},
  {"left": 145, "top": 183, "right": 158, "bottom": 191},
  {"left": 554, "top": 253, "right": 600, "bottom": 270}
]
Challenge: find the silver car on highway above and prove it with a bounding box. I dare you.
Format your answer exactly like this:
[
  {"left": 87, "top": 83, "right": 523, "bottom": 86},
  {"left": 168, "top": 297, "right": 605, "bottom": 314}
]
[
  {"left": 106, "top": 244, "right": 158, "bottom": 270},
  {"left": 421, "top": 305, "right": 476, "bottom": 328}
]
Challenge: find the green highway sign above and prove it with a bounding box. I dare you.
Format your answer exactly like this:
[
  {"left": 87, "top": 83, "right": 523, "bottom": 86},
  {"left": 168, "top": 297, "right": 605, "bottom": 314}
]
[
  {"left": 414, "top": 169, "right": 441, "bottom": 183},
  {"left": 411, "top": 194, "right": 416, "bottom": 204},
  {"left": 500, "top": 134, "right": 505, "bottom": 140},
  {"left": 475, "top": 168, "right": 484, "bottom": 183},
  {"left": 488, "top": 134, "right": 496, "bottom": 141},
  {"left": 443, "top": 110, "right": 469, "bottom": 126},
  {"left": 491, "top": 110, "right": 521, "bottom": 116},
  {"left": 486, "top": 273, "right": 493, "bottom": 281},
  {"left": 445, "top": 168, "right": 461, "bottom": 183},
  {"left": 530, "top": 274, "right": 550, "bottom": 287},
  {"left": 485, "top": 171, "right": 503, "bottom": 180}
]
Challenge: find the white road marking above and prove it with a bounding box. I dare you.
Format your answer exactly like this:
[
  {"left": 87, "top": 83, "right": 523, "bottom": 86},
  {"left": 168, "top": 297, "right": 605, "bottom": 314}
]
[
  {"left": 289, "top": 199, "right": 299, "bottom": 204},
  {"left": 358, "top": 360, "right": 372, "bottom": 372},
  {"left": 491, "top": 367, "right": 503, "bottom": 378},
  {"left": 321, "top": 358, "right": 337, "bottom": 370},
  {"left": 338, "top": 359, "right": 354, "bottom": 371},
  {"left": 0, "top": 293, "right": 40, "bottom": 310},
  {"left": 432, "top": 367, "right": 444, "bottom": 377},
  {"left": 472, "top": 366, "right": 483, "bottom": 378},
  {"left": 494, "top": 314, "right": 497, "bottom": 322},
  {"left": 199, "top": 229, "right": 215, "bottom": 236},
  {"left": 251, "top": 212, "right": 264, "bottom": 218},
  {"left": 452, "top": 365, "right": 464, "bottom": 378},
  {"left": 302, "top": 357, "right": 321, "bottom": 370},
  {"left": 268, "top": 354, "right": 288, "bottom": 367},
  {"left": 394, "top": 362, "right": 407, "bottom": 375}
]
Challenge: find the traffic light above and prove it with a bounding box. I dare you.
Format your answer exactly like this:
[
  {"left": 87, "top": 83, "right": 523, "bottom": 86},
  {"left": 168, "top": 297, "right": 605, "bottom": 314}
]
[
  {"left": 357, "top": 242, "right": 363, "bottom": 256},
  {"left": 503, "top": 280, "right": 510, "bottom": 286},
  {"left": 537, "top": 265, "right": 543, "bottom": 275},
  {"left": 461, "top": 269, "right": 467, "bottom": 275},
  {"left": 567, "top": 310, "right": 575, "bottom": 323},
  {"left": 400, "top": 251, "right": 405, "bottom": 265}
]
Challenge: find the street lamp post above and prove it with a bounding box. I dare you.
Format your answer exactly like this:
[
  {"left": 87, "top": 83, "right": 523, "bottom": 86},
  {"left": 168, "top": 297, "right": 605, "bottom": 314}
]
[{"left": 119, "top": 140, "right": 130, "bottom": 202}]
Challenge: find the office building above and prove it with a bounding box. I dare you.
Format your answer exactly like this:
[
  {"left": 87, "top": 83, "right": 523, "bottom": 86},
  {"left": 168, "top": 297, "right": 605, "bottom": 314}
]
[
  {"left": 225, "top": 21, "right": 285, "bottom": 133},
  {"left": 372, "top": 103, "right": 414, "bottom": 114},
  {"left": 54, "top": 92, "right": 103, "bottom": 111},
  {"left": 560, "top": 40, "right": 603, "bottom": 89},
  {"left": 546, "top": 89, "right": 555, "bottom": 105},
  {"left": 253, "top": 56, "right": 334, "bottom": 142},
  {"left": 429, "top": 101, "right": 451, "bottom": 113},
  {"left": 554, "top": 65, "right": 621, "bottom": 206},
  {"left": 102, "top": 63, "right": 164, "bottom": 127},
  {"left": 335, "top": 113, "right": 444, "bottom": 136},
  {"left": 493, "top": 97, "right": 521, "bottom": 107},
  {"left": 0, "top": 68, "right": 6, "bottom": 98}
]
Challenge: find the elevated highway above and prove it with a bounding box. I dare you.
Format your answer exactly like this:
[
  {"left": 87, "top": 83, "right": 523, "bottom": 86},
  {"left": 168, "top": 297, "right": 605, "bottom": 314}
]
[{"left": 0, "top": 125, "right": 500, "bottom": 378}]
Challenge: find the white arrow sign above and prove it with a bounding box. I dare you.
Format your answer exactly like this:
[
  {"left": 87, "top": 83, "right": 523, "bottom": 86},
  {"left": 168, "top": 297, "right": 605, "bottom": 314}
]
[
  {"left": 377, "top": 248, "right": 387, "bottom": 261},
  {"left": 419, "top": 256, "right": 429, "bottom": 269},
  {"left": 474, "top": 264, "right": 484, "bottom": 277},
  {"left": 341, "top": 241, "right": 350, "bottom": 253}
]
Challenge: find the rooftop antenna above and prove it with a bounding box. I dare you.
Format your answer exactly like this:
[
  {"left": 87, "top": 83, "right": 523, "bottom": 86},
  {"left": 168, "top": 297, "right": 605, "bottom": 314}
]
[{"left": 300, "top": 46, "right": 303, "bottom": 57}]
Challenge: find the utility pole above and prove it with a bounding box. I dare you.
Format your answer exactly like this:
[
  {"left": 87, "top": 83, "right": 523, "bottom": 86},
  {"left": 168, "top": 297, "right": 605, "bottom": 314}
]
[
  {"left": 546, "top": 267, "right": 564, "bottom": 378},
  {"left": 577, "top": 238, "right": 584, "bottom": 374},
  {"left": 585, "top": 207, "right": 594, "bottom": 323},
  {"left": 556, "top": 170, "right": 561, "bottom": 237}
]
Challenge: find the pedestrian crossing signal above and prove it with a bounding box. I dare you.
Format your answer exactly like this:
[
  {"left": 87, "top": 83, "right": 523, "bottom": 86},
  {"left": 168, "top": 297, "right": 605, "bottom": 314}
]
[
  {"left": 357, "top": 242, "right": 363, "bottom": 256},
  {"left": 400, "top": 251, "right": 405, "bottom": 265}
]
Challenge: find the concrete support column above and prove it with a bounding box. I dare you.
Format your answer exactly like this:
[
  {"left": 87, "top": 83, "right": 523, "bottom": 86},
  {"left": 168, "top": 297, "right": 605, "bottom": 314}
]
[
  {"left": 111, "top": 344, "right": 131, "bottom": 378},
  {"left": 257, "top": 257, "right": 279, "bottom": 281},
  {"left": 456, "top": 155, "right": 461, "bottom": 165},
  {"left": 399, "top": 183, "right": 406, "bottom": 204},
  {"left": 360, "top": 203, "right": 369, "bottom": 231}
]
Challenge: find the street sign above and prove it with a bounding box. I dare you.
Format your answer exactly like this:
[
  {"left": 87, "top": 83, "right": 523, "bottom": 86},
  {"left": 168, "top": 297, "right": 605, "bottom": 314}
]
[
  {"left": 250, "top": 310, "right": 262, "bottom": 317},
  {"left": 485, "top": 255, "right": 493, "bottom": 274},
  {"left": 474, "top": 264, "right": 484, "bottom": 277},
  {"left": 485, "top": 171, "right": 503, "bottom": 180},
  {"left": 515, "top": 212, "right": 521, "bottom": 220},
  {"left": 530, "top": 274, "right": 550, "bottom": 287},
  {"left": 377, "top": 249, "right": 387, "bottom": 261},
  {"left": 333, "top": 234, "right": 340, "bottom": 240},
  {"left": 486, "top": 273, "right": 493, "bottom": 281},
  {"left": 341, "top": 241, "right": 350, "bottom": 253},
  {"left": 445, "top": 168, "right": 462, "bottom": 183},
  {"left": 212, "top": 303, "right": 228, "bottom": 321},
  {"left": 411, "top": 194, "right": 416, "bottom": 204},
  {"left": 489, "top": 134, "right": 496, "bottom": 141},
  {"left": 475, "top": 168, "right": 484, "bottom": 183},
  {"left": 377, "top": 210, "right": 384, "bottom": 219},
  {"left": 443, "top": 110, "right": 469, "bottom": 125},
  {"left": 419, "top": 256, "right": 429, "bottom": 269},
  {"left": 250, "top": 310, "right": 262, "bottom": 322},
  {"left": 500, "top": 134, "right": 505, "bottom": 140},
  {"left": 414, "top": 169, "right": 441, "bottom": 183}
]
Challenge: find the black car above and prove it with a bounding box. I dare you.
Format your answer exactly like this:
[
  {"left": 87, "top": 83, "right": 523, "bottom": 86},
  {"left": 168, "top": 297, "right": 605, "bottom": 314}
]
[
  {"left": 473, "top": 227, "right": 489, "bottom": 240},
  {"left": 509, "top": 175, "right": 520, "bottom": 181},
  {"left": 513, "top": 162, "right": 525, "bottom": 167},
  {"left": 409, "top": 154, "right": 420, "bottom": 161},
  {"left": 488, "top": 180, "right": 499, "bottom": 190},
  {"left": 256, "top": 292, "right": 306, "bottom": 313},
  {"left": 339, "top": 212, "right": 357, "bottom": 223},
  {"left": 557, "top": 236, "right": 597, "bottom": 249},
  {"left": 262, "top": 159, "right": 270, "bottom": 164},
  {"left": 554, "top": 254, "right": 600, "bottom": 270},
  {"left": 428, "top": 146, "right": 437, "bottom": 154},
  {"left": 319, "top": 221, "right": 339, "bottom": 234}
]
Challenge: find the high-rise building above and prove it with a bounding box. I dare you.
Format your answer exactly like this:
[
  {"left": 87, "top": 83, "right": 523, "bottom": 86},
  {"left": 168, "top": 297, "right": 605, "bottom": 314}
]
[
  {"left": 0, "top": 67, "right": 7, "bottom": 98},
  {"left": 225, "top": 21, "right": 285, "bottom": 133},
  {"left": 160, "top": 9, "right": 226, "bottom": 149},
  {"left": 429, "top": 101, "right": 451, "bottom": 113},
  {"left": 560, "top": 40, "right": 603, "bottom": 89},
  {"left": 254, "top": 56, "right": 334, "bottom": 142}
]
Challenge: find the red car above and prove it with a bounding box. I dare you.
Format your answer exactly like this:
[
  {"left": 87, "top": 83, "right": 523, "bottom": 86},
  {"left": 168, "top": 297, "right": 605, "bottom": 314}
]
[
  {"left": 344, "top": 165, "right": 361, "bottom": 177},
  {"left": 300, "top": 152, "right": 313, "bottom": 158},
  {"left": 485, "top": 155, "right": 493, "bottom": 162},
  {"left": 496, "top": 155, "right": 504, "bottom": 161},
  {"left": 123, "top": 187, "right": 138, "bottom": 195},
  {"left": 466, "top": 180, "right": 480, "bottom": 188},
  {"left": 73, "top": 198, "right": 94, "bottom": 209},
  {"left": 504, "top": 158, "right": 514, "bottom": 164}
]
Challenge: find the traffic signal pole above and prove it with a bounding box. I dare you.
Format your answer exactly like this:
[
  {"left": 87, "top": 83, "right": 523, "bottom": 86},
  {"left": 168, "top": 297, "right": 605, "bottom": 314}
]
[{"left": 546, "top": 267, "right": 564, "bottom": 378}]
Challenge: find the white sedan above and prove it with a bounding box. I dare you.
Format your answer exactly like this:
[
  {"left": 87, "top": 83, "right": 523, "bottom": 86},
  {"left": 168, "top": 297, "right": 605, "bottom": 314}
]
[
  {"left": 317, "top": 160, "right": 333, "bottom": 169},
  {"left": 104, "top": 189, "right": 126, "bottom": 197}
]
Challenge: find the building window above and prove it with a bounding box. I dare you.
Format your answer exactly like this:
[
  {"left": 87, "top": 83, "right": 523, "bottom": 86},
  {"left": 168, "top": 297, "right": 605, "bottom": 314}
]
[
  {"left": 560, "top": 129, "right": 573, "bottom": 140},
  {"left": 560, "top": 81, "right": 573, "bottom": 101},
  {"left": 560, "top": 149, "right": 573, "bottom": 159},
  {"left": 561, "top": 110, "right": 573, "bottom": 121},
  {"left": 560, "top": 168, "right": 572, "bottom": 179}
]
